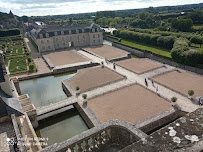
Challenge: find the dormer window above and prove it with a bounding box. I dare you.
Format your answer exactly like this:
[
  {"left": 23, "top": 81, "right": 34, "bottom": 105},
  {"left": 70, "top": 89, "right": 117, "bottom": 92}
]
[
  {"left": 61, "top": 31, "right": 64, "bottom": 35},
  {"left": 45, "top": 33, "right": 49, "bottom": 38},
  {"left": 97, "top": 28, "right": 100, "bottom": 32},
  {"left": 54, "top": 32, "right": 58, "bottom": 36},
  {"left": 92, "top": 29, "right": 95, "bottom": 32},
  {"left": 69, "top": 30, "right": 72, "bottom": 34},
  {"left": 82, "top": 29, "right": 85, "bottom": 33},
  {"left": 40, "top": 34, "right": 43, "bottom": 38},
  {"left": 76, "top": 29, "right": 79, "bottom": 34}
]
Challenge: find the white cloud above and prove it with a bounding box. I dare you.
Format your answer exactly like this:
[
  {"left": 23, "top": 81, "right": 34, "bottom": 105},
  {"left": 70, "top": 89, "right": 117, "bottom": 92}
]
[{"left": 0, "top": 0, "right": 202, "bottom": 16}]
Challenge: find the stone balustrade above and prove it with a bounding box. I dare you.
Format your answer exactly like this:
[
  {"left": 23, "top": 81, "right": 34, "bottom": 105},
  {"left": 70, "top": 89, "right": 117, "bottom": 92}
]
[{"left": 40, "top": 120, "right": 147, "bottom": 152}]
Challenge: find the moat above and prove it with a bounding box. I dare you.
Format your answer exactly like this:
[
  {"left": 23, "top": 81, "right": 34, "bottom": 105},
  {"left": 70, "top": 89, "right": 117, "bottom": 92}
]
[{"left": 19, "top": 72, "right": 76, "bottom": 107}]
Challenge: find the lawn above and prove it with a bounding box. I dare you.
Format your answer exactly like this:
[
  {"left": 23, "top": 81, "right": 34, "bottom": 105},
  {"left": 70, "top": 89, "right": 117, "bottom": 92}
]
[
  {"left": 191, "top": 43, "right": 201, "bottom": 48},
  {"left": 9, "top": 57, "right": 27, "bottom": 74},
  {"left": 120, "top": 40, "right": 172, "bottom": 58}
]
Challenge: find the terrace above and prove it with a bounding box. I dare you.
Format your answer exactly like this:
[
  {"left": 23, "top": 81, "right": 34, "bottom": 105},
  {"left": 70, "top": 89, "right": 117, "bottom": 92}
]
[
  {"left": 116, "top": 58, "right": 163, "bottom": 74},
  {"left": 87, "top": 84, "right": 172, "bottom": 124},
  {"left": 82, "top": 45, "right": 130, "bottom": 61},
  {"left": 62, "top": 66, "right": 124, "bottom": 96}
]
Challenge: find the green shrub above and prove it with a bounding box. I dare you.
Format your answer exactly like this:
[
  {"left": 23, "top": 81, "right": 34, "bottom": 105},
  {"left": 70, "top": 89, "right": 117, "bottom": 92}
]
[
  {"left": 29, "top": 63, "right": 35, "bottom": 72},
  {"left": 171, "top": 97, "right": 177, "bottom": 102},
  {"left": 82, "top": 94, "right": 87, "bottom": 99},
  {"left": 28, "top": 57, "right": 31, "bottom": 62},
  {"left": 188, "top": 90, "right": 194, "bottom": 96},
  {"left": 76, "top": 86, "right": 80, "bottom": 91}
]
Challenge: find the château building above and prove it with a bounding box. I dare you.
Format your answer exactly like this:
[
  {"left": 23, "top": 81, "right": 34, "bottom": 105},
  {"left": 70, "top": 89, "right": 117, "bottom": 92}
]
[{"left": 29, "top": 23, "right": 103, "bottom": 52}]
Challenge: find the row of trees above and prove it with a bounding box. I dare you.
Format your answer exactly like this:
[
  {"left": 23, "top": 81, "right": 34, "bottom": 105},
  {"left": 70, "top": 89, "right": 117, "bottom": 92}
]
[
  {"left": 128, "top": 28, "right": 203, "bottom": 47},
  {"left": 114, "top": 30, "right": 177, "bottom": 49},
  {"left": 171, "top": 38, "right": 203, "bottom": 66},
  {"left": 0, "top": 29, "right": 20, "bottom": 37}
]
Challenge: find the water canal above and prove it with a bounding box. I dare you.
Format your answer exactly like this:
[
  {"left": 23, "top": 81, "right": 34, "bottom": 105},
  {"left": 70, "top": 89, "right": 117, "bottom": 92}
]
[
  {"left": 36, "top": 107, "right": 88, "bottom": 147},
  {"left": 19, "top": 72, "right": 89, "bottom": 147},
  {"left": 19, "top": 72, "right": 76, "bottom": 107}
]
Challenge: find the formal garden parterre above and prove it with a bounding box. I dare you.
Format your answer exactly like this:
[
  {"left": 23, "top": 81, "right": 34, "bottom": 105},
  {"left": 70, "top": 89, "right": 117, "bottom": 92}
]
[{"left": 0, "top": 36, "right": 36, "bottom": 74}]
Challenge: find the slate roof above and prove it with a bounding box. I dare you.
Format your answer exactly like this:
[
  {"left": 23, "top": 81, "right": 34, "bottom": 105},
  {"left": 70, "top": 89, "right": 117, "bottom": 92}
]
[{"left": 30, "top": 23, "right": 101, "bottom": 39}]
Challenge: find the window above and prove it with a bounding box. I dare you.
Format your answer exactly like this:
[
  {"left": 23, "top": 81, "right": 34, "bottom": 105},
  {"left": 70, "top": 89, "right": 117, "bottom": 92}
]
[
  {"left": 40, "top": 34, "right": 43, "bottom": 38},
  {"left": 93, "top": 34, "right": 95, "bottom": 38},
  {"left": 77, "top": 35, "right": 79, "bottom": 40},
  {"left": 83, "top": 35, "right": 85, "bottom": 39},
  {"left": 83, "top": 40, "right": 85, "bottom": 43},
  {"left": 70, "top": 36, "right": 72, "bottom": 40},
  {"left": 93, "top": 40, "right": 95, "bottom": 44},
  {"left": 57, "top": 44, "right": 59, "bottom": 47},
  {"left": 63, "top": 43, "right": 65, "bottom": 46},
  {"left": 54, "top": 32, "right": 58, "bottom": 36},
  {"left": 45, "top": 33, "right": 49, "bottom": 38},
  {"left": 48, "top": 46, "right": 51, "bottom": 49},
  {"left": 47, "top": 40, "right": 50, "bottom": 43},
  {"left": 78, "top": 41, "right": 80, "bottom": 45},
  {"left": 62, "top": 37, "right": 64, "bottom": 41},
  {"left": 61, "top": 31, "right": 64, "bottom": 35},
  {"left": 42, "top": 46, "right": 45, "bottom": 50},
  {"left": 98, "top": 39, "right": 100, "bottom": 43},
  {"left": 98, "top": 34, "right": 100, "bottom": 38},
  {"left": 56, "top": 38, "right": 58, "bottom": 41},
  {"left": 41, "top": 40, "right": 44, "bottom": 44}
]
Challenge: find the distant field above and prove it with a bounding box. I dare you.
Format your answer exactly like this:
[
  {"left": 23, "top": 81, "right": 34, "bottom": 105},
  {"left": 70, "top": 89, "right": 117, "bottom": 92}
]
[{"left": 120, "top": 40, "right": 172, "bottom": 58}]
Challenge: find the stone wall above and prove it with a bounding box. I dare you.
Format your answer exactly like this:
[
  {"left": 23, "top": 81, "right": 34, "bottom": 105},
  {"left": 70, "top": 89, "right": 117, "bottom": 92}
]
[
  {"left": 112, "top": 42, "right": 203, "bottom": 75},
  {"left": 74, "top": 102, "right": 95, "bottom": 128},
  {"left": 39, "top": 120, "right": 147, "bottom": 152},
  {"left": 134, "top": 108, "right": 182, "bottom": 134}
]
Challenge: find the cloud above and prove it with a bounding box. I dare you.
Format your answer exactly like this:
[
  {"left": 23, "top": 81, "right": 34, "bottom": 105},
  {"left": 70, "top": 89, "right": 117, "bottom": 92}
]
[{"left": 0, "top": 0, "right": 202, "bottom": 16}]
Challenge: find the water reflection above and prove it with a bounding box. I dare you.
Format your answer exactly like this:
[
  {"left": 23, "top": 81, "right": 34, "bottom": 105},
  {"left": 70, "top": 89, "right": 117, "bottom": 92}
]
[
  {"left": 19, "top": 73, "right": 76, "bottom": 107},
  {"left": 36, "top": 107, "right": 88, "bottom": 147}
]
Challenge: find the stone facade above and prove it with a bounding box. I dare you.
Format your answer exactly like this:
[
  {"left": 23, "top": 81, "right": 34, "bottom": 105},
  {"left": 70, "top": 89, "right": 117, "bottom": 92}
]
[{"left": 29, "top": 23, "right": 103, "bottom": 52}]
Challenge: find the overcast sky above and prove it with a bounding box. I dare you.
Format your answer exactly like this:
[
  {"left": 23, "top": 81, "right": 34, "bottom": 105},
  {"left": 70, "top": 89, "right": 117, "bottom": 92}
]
[{"left": 0, "top": 0, "right": 202, "bottom": 16}]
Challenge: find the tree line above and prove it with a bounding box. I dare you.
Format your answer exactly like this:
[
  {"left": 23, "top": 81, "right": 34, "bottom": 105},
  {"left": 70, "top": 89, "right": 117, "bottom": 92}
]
[{"left": 0, "top": 29, "right": 20, "bottom": 37}]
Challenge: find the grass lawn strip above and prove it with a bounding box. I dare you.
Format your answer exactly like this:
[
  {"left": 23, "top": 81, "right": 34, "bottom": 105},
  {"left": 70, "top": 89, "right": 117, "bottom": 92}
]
[{"left": 121, "top": 40, "right": 172, "bottom": 58}]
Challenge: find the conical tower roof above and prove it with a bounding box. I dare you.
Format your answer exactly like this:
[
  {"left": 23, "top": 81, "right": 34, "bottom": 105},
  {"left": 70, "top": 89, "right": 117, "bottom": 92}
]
[{"left": 9, "top": 10, "right": 15, "bottom": 18}]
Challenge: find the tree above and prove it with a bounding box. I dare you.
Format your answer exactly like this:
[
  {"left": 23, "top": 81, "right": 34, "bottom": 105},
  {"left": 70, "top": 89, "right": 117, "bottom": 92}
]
[
  {"left": 114, "top": 17, "right": 123, "bottom": 24},
  {"left": 188, "top": 9, "right": 203, "bottom": 24},
  {"left": 101, "top": 17, "right": 108, "bottom": 27},
  {"left": 21, "top": 15, "right": 28, "bottom": 22},
  {"left": 171, "top": 18, "right": 193, "bottom": 32},
  {"left": 190, "top": 36, "right": 203, "bottom": 48}
]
